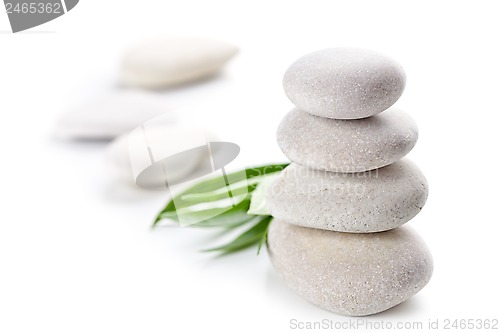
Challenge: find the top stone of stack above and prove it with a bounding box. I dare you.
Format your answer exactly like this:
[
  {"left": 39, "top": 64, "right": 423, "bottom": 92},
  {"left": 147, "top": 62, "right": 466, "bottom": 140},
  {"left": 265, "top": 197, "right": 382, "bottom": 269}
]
[{"left": 282, "top": 48, "right": 406, "bottom": 119}]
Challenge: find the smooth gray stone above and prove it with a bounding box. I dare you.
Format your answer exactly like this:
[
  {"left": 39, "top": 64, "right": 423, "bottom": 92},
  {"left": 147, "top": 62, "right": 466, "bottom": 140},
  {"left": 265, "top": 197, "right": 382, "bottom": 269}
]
[
  {"left": 276, "top": 107, "right": 418, "bottom": 173},
  {"left": 267, "top": 220, "right": 433, "bottom": 316},
  {"left": 283, "top": 48, "right": 406, "bottom": 119},
  {"left": 266, "top": 160, "right": 428, "bottom": 233}
]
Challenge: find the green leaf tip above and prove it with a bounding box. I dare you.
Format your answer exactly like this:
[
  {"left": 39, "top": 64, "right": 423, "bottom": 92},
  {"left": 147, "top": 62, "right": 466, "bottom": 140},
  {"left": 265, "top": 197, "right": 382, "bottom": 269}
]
[
  {"left": 152, "top": 163, "right": 288, "bottom": 255},
  {"left": 203, "top": 216, "right": 272, "bottom": 255}
]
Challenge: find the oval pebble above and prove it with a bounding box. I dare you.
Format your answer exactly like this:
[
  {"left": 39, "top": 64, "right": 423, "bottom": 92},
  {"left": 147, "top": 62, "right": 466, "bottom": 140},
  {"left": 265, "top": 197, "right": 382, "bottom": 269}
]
[
  {"left": 276, "top": 107, "right": 418, "bottom": 173},
  {"left": 267, "top": 159, "right": 428, "bottom": 233},
  {"left": 121, "top": 37, "right": 238, "bottom": 89},
  {"left": 107, "top": 126, "right": 212, "bottom": 189},
  {"left": 267, "top": 220, "right": 433, "bottom": 316},
  {"left": 283, "top": 48, "right": 406, "bottom": 119},
  {"left": 55, "top": 91, "right": 175, "bottom": 141}
]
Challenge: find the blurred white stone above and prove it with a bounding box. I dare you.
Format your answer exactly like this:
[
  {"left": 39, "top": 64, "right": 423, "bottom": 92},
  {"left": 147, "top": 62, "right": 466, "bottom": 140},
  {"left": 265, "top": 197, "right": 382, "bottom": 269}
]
[
  {"left": 55, "top": 91, "right": 174, "bottom": 140},
  {"left": 121, "top": 37, "right": 238, "bottom": 89},
  {"left": 107, "top": 126, "right": 214, "bottom": 189}
]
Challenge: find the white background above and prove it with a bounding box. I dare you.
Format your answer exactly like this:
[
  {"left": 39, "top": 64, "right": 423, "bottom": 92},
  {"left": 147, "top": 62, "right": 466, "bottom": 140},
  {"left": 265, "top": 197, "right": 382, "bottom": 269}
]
[{"left": 1, "top": 1, "right": 500, "bottom": 332}]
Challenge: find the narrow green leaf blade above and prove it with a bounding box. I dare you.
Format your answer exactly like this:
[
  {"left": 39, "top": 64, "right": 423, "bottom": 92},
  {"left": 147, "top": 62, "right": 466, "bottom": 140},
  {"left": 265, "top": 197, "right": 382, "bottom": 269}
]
[
  {"left": 257, "top": 218, "right": 271, "bottom": 255},
  {"left": 155, "top": 197, "right": 251, "bottom": 227},
  {"left": 179, "top": 182, "right": 258, "bottom": 204},
  {"left": 203, "top": 216, "right": 272, "bottom": 254}
]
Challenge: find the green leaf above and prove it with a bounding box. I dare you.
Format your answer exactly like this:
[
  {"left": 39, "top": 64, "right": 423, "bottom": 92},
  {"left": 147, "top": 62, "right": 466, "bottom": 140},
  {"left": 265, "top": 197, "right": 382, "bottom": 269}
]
[
  {"left": 179, "top": 177, "right": 265, "bottom": 203},
  {"left": 154, "top": 163, "right": 288, "bottom": 224},
  {"left": 181, "top": 199, "right": 251, "bottom": 228},
  {"left": 203, "top": 216, "right": 273, "bottom": 254},
  {"left": 195, "top": 213, "right": 255, "bottom": 228},
  {"left": 156, "top": 196, "right": 251, "bottom": 226},
  {"left": 152, "top": 163, "right": 288, "bottom": 255},
  {"left": 257, "top": 220, "right": 270, "bottom": 255}
]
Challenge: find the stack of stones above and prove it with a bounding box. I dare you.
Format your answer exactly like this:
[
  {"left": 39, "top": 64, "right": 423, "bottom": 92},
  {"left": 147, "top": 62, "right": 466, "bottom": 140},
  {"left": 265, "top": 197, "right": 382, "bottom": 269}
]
[{"left": 266, "top": 48, "right": 433, "bottom": 316}]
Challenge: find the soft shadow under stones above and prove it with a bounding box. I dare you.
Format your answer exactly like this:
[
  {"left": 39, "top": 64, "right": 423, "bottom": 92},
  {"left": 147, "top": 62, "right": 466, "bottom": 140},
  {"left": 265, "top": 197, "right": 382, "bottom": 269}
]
[
  {"left": 376, "top": 296, "right": 424, "bottom": 317},
  {"left": 265, "top": 265, "right": 423, "bottom": 318}
]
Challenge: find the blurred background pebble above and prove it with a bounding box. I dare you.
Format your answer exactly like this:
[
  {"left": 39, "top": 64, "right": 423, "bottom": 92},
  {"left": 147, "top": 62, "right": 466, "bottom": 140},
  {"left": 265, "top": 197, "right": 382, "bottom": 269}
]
[
  {"left": 54, "top": 90, "right": 175, "bottom": 140},
  {"left": 121, "top": 37, "right": 238, "bottom": 89}
]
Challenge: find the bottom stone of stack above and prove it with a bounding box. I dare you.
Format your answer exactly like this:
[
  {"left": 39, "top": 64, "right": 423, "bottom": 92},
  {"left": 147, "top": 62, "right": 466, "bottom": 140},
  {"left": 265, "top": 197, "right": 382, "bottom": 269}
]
[{"left": 267, "top": 219, "right": 433, "bottom": 316}]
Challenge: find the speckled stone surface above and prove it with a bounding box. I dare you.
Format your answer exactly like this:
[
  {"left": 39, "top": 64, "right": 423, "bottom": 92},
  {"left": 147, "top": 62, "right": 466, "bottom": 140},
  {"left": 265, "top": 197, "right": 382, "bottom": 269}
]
[
  {"left": 266, "top": 160, "right": 428, "bottom": 233},
  {"left": 283, "top": 48, "right": 406, "bottom": 119},
  {"left": 121, "top": 37, "right": 238, "bottom": 89},
  {"left": 277, "top": 107, "right": 418, "bottom": 173},
  {"left": 267, "top": 220, "right": 433, "bottom": 316}
]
